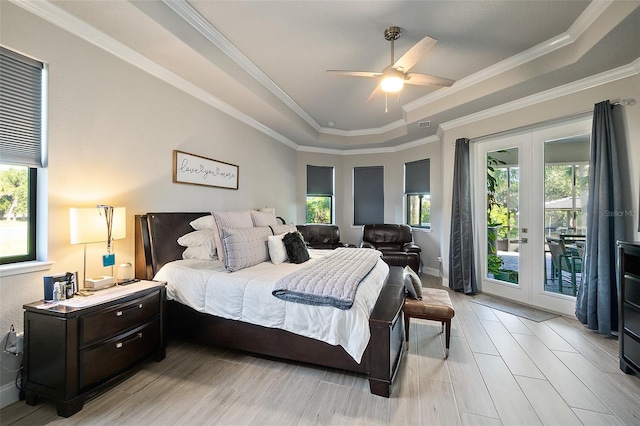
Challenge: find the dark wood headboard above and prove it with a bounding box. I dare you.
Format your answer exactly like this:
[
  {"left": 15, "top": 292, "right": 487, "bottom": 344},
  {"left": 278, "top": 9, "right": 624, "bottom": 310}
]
[{"left": 135, "top": 212, "right": 209, "bottom": 280}]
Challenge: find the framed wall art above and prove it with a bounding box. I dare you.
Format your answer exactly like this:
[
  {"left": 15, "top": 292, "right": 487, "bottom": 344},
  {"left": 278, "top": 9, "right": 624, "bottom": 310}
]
[{"left": 173, "top": 150, "right": 239, "bottom": 190}]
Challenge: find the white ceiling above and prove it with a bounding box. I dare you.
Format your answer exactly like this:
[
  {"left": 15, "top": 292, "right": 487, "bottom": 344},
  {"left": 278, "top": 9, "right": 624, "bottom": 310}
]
[{"left": 37, "top": 1, "right": 640, "bottom": 150}]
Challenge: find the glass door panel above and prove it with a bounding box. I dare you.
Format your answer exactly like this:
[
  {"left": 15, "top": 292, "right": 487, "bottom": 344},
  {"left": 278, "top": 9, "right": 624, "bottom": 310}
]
[
  {"left": 487, "top": 148, "right": 520, "bottom": 285},
  {"left": 543, "top": 136, "right": 590, "bottom": 297}
]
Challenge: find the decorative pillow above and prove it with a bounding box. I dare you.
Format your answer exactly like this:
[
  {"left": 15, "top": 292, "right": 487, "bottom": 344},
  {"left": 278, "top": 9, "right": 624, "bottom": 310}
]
[
  {"left": 404, "top": 266, "right": 422, "bottom": 300},
  {"left": 268, "top": 233, "right": 288, "bottom": 264},
  {"left": 189, "top": 215, "right": 216, "bottom": 231},
  {"left": 212, "top": 210, "right": 254, "bottom": 262},
  {"left": 282, "top": 231, "right": 310, "bottom": 264},
  {"left": 177, "top": 230, "right": 217, "bottom": 255},
  {"left": 221, "top": 226, "right": 272, "bottom": 272},
  {"left": 269, "top": 224, "right": 296, "bottom": 235},
  {"left": 250, "top": 210, "right": 277, "bottom": 227},
  {"left": 182, "top": 246, "right": 217, "bottom": 260}
]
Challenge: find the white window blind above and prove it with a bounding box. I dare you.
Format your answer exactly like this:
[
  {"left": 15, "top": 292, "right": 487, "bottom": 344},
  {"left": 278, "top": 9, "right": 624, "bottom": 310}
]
[{"left": 0, "top": 47, "right": 45, "bottom": 167}]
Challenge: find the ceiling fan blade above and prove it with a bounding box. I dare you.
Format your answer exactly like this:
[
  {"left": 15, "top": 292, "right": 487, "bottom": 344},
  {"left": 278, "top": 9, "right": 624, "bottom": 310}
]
[
  {"left": 405, "top": 72, "right": 455, "bottom": 88},
  {"left": 326, "top": 70, "right": 382, "bottom": 78},
  {"left": 393, "top": 35, "right": 437, "bottom": 72},
  {"left": 366, "top": 85, "right": 384, "bottom": 103}
]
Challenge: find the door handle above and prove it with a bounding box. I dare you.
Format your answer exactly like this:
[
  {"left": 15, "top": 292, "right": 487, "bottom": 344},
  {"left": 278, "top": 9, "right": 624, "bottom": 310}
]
[{"left": 513, "top": 238, "right": 528, "bottom": 244}]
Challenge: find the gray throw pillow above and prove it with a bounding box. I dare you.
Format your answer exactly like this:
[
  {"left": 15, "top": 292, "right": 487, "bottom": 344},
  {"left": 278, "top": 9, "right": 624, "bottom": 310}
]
[{"left": 404, "top": 266, "right": 422, "bottom": 300}]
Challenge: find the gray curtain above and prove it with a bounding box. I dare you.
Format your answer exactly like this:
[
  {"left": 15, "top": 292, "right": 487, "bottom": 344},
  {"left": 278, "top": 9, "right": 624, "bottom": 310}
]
[
  {"left": 449, "top": 138, "right": 477, "bottom": 294},
  {"left": 575, "top": 100, "right": 626, "bottom": 335}
]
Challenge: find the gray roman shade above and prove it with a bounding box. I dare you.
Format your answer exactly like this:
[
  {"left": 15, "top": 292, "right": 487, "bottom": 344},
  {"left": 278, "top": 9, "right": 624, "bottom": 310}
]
[
  {"left": 307, "top": 165, "right": 334, "bottom": 196},
  {"left": 354, "top": 166, "right": 384, "bottom": 225},
  {"left": 405, "top": 158, "right": 430, "bottom": 194},
  {"left": 0, "top": 47, "right": 45, "bottom": 167}
]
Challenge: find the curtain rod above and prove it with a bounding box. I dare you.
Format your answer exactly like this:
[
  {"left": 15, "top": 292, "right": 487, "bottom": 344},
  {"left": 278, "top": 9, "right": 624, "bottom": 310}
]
[{"left": 462, "top": 98, "right": 636, "bottom": 144}]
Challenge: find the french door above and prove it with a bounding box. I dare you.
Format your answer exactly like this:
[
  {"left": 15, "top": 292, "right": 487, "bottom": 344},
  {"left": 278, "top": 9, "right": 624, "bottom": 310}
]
[{"left": 474, "top": 117, "right": 591, "bottom": 315}]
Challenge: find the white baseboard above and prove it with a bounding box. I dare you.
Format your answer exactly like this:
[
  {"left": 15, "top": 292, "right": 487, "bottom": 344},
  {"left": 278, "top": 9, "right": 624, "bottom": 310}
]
[
  {"left": 422, "top": 266, "right": 441, "bottom": 277},
  {"left": 0, "top": 381, "right": 20, "bottom": 409}
]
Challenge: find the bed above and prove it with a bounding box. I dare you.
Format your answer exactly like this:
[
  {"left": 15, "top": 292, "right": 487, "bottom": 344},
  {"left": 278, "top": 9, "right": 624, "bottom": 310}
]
[{"left": 134, "top": 212, "right": 406, "bottom": 397}]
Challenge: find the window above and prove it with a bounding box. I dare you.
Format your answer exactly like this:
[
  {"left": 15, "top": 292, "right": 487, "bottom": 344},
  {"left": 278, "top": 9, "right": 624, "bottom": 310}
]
[
  {"left": 306, "top": 165, "right": 333, "bottom": 224},
  {"left": 354, "top": 166, "right": 384, "bottom": 225},
  {"left": 405, "top": 159, "right": 430, "bottom": 229},
  {"left": 0, "top": 47, "right": 45, "bottom": 264}
]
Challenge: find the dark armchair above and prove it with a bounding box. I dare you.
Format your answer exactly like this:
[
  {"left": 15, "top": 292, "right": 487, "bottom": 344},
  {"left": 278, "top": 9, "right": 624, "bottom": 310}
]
[
  {"left": 360, "top": 224, "right": 421, "bottom": 274},
  {"left": 295, "top": 224, "right": 352, "bottom": 250}
]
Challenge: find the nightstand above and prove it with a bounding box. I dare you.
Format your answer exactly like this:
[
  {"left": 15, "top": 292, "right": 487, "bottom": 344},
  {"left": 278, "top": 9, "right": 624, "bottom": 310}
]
[{"left": 22, "top": 280, "right": 166, "bottom": 417}]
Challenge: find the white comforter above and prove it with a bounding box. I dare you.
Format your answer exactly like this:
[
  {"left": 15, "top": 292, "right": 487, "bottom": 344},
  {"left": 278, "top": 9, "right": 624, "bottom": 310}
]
[{"left": 153, "top": 249, "right": 389, "bottom": 363}]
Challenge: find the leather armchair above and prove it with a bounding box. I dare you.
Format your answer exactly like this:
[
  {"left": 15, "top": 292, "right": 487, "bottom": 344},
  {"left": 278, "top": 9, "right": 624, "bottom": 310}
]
[
  {"left": 360, "top": 224, "right": 421, "bottom": 274},
  {"left": 295, "top": 224, "right": 352, "bottom": 250}
]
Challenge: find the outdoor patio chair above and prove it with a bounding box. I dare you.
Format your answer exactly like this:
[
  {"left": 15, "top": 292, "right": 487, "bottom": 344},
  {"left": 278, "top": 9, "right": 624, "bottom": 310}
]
[{"left": 547, "top": 238, "right": 582, "bottom": 295}]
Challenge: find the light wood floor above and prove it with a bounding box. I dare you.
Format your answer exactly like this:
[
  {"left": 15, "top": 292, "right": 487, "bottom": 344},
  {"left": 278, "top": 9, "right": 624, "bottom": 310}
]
[{"left": 3, "top": 277, "right": 640, "bottom": 425}]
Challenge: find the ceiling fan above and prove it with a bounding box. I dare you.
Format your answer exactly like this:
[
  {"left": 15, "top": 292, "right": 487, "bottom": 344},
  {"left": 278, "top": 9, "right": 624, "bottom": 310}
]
[{"left": 326, "top": 26, "right": 455, "bottom": 104}]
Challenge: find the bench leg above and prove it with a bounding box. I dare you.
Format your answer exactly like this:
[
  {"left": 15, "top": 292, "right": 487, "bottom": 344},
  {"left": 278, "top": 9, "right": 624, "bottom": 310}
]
[
  {"left": 444, "top": 319, "right": 451, "bottom": 359},
  {"left": 404, "top": 313, "right": 411, "bottom": 349}
]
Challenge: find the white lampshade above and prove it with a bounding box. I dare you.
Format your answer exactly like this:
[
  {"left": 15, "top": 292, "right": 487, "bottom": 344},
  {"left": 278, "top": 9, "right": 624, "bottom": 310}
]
[{"left": 70, "top": 207, "right": 126, "bottom": 244}]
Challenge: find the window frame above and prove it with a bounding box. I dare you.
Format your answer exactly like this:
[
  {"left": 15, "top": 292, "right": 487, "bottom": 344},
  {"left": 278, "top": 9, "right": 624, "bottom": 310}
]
[
  {"left": 0, "top": 167, "right": 37, "bottom": 264},
  {"left": 0, "top": 47, "right": 45, "bottom": 265},
  {"left": 306, "top": 165, "right": 334, "bottom": 224},
  {"left": 406, "top": 193, "right": 431, "bottom": 229},
  {"left": 405, "top": 159, "right": 431, "bottom": 229}
]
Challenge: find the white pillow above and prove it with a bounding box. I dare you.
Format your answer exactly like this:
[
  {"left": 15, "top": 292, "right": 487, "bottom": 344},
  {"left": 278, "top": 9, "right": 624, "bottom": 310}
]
[
  {"left": 222, "top": 226, "right": 272, "bottom": 272},
  {"left": 177, "top": 229, "right": 217, "bottom": 256},
  {"left": 212, "top": 210, "right": 254, "bottom": 262},
  {"left": 268, "top": 233, "right": 288, "bottom": 265},
  {"left": 182, "top": 246, "right": 217, "bottom": 260},
  {"left": 250, "top": 209, "right": 277, "bottom": 227},
  {"left": 269, "top": 224, "right": 296, "bottom": 235},
  {"left": 189, "top": 215, "right": 216, "bottom": 230}
]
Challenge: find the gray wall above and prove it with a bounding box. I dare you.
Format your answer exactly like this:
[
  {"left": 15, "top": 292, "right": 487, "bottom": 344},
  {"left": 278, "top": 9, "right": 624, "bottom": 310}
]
[
  {"left": 0, "top": 2, "right": 296, "bottom": 399},
  {"left": 297, "top": 142, "right": 443, "bottom": 276}
]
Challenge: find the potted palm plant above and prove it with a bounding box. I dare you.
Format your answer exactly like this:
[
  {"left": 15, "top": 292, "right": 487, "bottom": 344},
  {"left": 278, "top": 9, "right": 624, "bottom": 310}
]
[{"left": 487, "top": 152, "right": 506, "bottom": 255}]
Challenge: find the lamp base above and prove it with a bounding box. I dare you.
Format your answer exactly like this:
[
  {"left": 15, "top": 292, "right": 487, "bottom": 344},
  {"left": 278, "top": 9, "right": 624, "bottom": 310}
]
[{"left": 84, "top": 276, "right": 114, "bottom": 290}]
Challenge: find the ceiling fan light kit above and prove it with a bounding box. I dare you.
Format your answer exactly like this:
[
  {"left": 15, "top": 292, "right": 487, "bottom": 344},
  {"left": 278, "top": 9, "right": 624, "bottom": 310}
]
[
  {"left": 326, "top": 25, "right": 455, "bottom": 108},
  {"left": 381, "top": 69, "right": 404, "bottom": 93}
]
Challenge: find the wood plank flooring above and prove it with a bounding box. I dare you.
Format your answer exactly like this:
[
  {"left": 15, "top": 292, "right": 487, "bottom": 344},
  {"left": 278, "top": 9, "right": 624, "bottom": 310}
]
[{"left": 2, "top": 277, "right": 639, "bottom": 425}]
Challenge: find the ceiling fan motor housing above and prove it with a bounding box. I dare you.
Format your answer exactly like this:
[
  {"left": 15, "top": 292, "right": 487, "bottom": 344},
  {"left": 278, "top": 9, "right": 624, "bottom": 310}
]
[{"left": 384, "top": 26, "right": 401, "bottom": 41}]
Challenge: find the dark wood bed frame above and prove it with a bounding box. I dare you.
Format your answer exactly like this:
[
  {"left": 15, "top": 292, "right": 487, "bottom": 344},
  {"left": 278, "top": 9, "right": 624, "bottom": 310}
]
[{"left": 134, "top": 212, "right": 405, "bottom": 397}]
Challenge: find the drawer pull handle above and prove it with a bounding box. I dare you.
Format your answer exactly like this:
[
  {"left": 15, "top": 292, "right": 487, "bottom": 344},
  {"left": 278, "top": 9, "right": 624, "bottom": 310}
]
[
  {"left": 115, "top": 332, "right": 143, "bottom": 349},
  {"left": 116, "top": 311, "right": 123, "bottom": 317}
]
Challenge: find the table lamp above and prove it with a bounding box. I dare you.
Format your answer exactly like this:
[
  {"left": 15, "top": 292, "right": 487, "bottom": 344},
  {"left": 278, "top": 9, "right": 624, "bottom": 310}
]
[{"left": 70, "top": 206, "right": 126, "bottom": 289}]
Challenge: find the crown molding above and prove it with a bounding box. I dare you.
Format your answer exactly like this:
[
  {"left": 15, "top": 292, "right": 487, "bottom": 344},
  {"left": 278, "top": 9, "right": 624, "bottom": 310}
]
[
  {"left": 298, "top": 133, "right": 440, "bottom": 156},
  {"left": 10, "top": 0, "right": 300, "bottom": 151},
  {"left": 403, "top": 0, "right": 613, "bottom": 114},
  {"left": 440, "top": 58, "right": 640, "bottom": 132},
  {"left": 319, "top": 119, "right": 405, "bottom": 137},
  {"left": 164, "top": 0, "right": 321, "bottom": 133}
]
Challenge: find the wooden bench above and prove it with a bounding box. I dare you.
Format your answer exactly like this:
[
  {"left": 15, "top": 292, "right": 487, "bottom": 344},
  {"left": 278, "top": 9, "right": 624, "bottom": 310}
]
[{"left": 403, "top": 288, "right": 455, "bottom": 358}]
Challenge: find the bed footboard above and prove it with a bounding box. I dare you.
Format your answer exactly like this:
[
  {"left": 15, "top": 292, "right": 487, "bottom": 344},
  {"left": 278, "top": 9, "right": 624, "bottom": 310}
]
[{"left": 368, "top": 266, "right": 406, "bottom": 397}]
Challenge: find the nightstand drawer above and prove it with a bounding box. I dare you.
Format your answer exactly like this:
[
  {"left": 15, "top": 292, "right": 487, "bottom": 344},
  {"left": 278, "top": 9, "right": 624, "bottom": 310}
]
[
  {"left": 80, "top": 291, "right": 160, "bottom": 346},
  {"left": 80, "top": 318, "right": 160, "bottom": 389}
]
